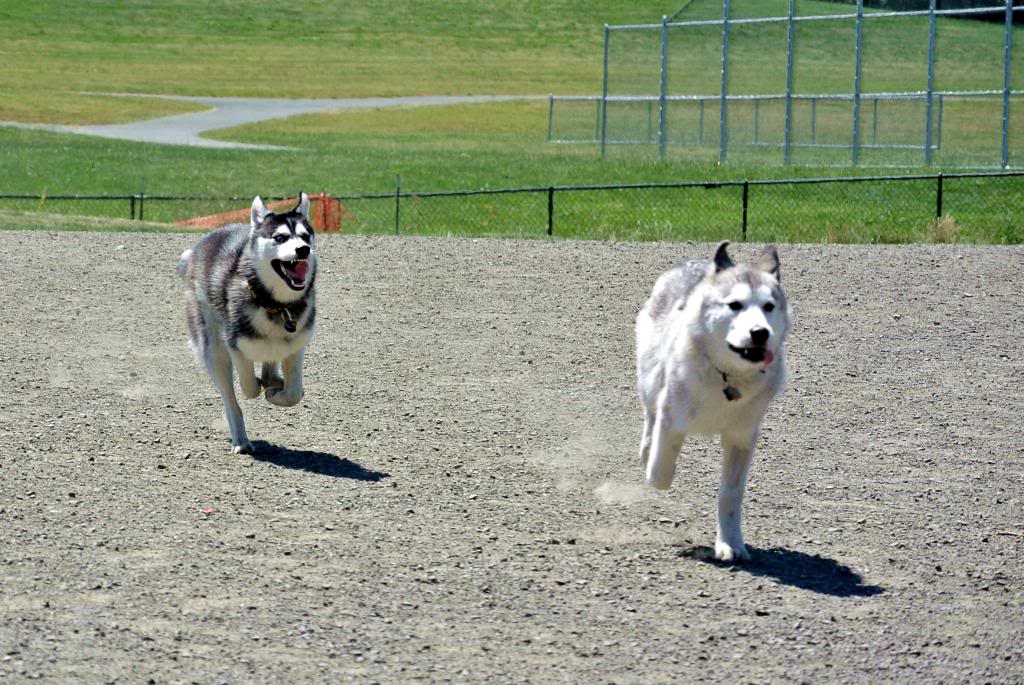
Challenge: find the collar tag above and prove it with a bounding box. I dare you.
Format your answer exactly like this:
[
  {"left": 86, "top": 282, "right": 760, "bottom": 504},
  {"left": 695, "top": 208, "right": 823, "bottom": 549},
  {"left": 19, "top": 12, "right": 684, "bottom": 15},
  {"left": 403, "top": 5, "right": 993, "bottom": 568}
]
[
  {"left": 282, "top": 310, "right": 297, "bottom": 333},
  {"left": 718, "top": 369, "right": 742, "bottom": 401}
]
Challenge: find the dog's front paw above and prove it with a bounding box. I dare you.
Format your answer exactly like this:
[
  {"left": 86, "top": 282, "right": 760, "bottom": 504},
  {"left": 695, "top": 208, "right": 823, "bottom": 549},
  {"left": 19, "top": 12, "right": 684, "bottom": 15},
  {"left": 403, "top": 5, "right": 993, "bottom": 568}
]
[
  {"left": 232, "top": 440, "right": 254, "bottom": 455},
  {"left": 714, "top": 540, "right": 750, "bottom": 563},
  {"left": 265, "top": 387, "right": 303, "bottom": 408}
]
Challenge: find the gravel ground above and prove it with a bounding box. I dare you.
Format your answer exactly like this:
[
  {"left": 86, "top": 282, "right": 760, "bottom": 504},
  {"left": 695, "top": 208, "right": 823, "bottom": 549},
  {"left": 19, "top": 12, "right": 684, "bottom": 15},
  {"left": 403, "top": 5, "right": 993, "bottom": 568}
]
[{"left": 1, "top": 232, "right": 1022, "bottom": 683}]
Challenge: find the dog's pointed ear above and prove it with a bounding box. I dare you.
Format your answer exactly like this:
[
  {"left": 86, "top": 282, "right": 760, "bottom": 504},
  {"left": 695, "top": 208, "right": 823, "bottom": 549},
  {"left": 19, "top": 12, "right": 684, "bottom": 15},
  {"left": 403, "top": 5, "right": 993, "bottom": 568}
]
[
  {"left": 294, "top": 192, "right": 311, "bottom": 221},
  {"left": 713, "top": 241, "right": 734, "bottom": 273},
  {"left": 758, "top": 245, "right": 781, "bottom": 281},
  {"left": 250, "top": 196, "right": 269, "bottom": 230}
]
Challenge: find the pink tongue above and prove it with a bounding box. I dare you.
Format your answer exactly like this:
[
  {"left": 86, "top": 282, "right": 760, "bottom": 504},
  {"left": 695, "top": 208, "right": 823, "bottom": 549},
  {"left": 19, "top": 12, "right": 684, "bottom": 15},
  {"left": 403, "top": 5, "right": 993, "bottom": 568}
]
[
  {"left": 291, "top": 260, "right": 309, "bottom": 281},
  {"left": 763, "top": 349, "right": 775, "bottom": 366}
]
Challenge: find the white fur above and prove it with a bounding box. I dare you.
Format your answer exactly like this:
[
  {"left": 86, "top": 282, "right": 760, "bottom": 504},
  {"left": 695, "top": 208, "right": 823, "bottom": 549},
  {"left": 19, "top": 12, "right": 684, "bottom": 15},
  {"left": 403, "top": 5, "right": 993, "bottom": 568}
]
[
  {"left": 181, "top": 194, "right": 317, "bottom": 454},
  {"left": 251, "top": 236, "right": 312, "bottom": 302},
  {"left": 176, "top": 248, "right": 192, "bottom": 278},
  {"left": 636, "top": 245, "right": 791, "bottom": 562},
  {"left": 236, "top": 313, "right": 314, "bottom": 362},
  {"left": 251, "top": 196, "right": 270, "bottom": 228}
]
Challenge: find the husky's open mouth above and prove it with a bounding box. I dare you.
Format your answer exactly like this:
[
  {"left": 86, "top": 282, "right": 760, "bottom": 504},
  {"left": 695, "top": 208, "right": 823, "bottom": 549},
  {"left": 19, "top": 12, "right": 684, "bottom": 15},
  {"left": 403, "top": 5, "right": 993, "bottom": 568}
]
[
  {"left": 272, "top": 259, "right": 310, "bottom": 290},
  {"left": 729, "top": 344, "right": 774, "bottom": 365}
]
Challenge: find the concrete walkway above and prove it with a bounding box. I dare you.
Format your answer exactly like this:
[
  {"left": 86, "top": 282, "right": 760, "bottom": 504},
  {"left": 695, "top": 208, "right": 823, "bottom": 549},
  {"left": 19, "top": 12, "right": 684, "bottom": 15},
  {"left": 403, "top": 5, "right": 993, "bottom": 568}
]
[{"left": 0, "top": 94, "right": 539, "bottom": 150}]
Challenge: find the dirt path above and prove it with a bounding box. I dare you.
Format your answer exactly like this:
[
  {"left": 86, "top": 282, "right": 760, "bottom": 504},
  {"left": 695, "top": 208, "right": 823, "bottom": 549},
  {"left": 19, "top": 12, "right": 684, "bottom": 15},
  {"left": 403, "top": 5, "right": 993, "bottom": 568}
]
[
  {"left": 0, "top": 94, "right": 538, "bottom": 149},
  {"left": 1, "top": 233, "right": 1022, "bottom": 682}
]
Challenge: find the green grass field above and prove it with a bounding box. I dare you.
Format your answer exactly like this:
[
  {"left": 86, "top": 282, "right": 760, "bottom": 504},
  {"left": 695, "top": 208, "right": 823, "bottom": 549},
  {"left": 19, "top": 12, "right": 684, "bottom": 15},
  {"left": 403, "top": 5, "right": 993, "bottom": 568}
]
[
  {"left": 0, "top": 0, "right": 1021, "bottom": 243},
  {"left": 0, "top": 0, "right": 644, "bottom": 124},
  {"left": 0, "top": 208, "right": 178, "bottom": 233}
]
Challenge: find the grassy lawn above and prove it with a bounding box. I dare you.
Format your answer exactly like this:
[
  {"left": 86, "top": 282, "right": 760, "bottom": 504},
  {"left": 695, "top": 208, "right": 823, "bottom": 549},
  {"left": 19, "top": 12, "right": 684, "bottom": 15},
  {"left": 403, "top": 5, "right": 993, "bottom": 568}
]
[
  {"left": 0, "top": 0, "right": 1021, "bottom": 243},
  {"left": 0, "top": 208, "right": 178, "bottom": 233},
  {"left": 3, "top": 111, "right": 1020, "bottom": 243},
  {"left": 0, "top": 0, "right": 657, "bottom": 124},
  {"left": 0, "top": 95, "right": 208, "bottom": 127}
]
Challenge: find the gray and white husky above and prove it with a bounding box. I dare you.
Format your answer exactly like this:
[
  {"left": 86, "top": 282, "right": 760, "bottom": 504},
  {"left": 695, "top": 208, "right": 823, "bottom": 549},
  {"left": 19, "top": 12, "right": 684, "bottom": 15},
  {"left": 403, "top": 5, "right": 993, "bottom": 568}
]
[
  {"left": 636, "top": 242, "right": 791, "bottom": 562},
  {"left": 177, "top": 193, "right": 317, "bottom": 454}
]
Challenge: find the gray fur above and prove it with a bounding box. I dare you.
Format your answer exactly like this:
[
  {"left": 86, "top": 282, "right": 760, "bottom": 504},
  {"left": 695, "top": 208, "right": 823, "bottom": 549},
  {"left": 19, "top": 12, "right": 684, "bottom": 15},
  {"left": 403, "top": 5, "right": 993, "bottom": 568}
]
[
  {"left": 758, "top": 245, "right": 781, "bottom": 281},
  {"left": 183, "top": 223, "right": 315, "bottom": 353},
  {"left": 713, "top": 240, "right": 735, "bottom": 272},
  {"left": 179, "top": 194, "right": 318, "bottom": 454},
  {"left": 644, "top": 259, "right": 711, "bottom": 322}
]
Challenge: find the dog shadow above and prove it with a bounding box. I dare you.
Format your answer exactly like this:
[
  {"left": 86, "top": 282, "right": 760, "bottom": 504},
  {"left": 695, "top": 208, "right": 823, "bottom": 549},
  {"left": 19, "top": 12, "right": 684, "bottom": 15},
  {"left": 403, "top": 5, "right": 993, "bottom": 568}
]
[
  {"left": 678, "top": 545, "right": 884, "bottom": 597},
  {"left": 250, "top": 441, "right": 389, "bottom": 481}
]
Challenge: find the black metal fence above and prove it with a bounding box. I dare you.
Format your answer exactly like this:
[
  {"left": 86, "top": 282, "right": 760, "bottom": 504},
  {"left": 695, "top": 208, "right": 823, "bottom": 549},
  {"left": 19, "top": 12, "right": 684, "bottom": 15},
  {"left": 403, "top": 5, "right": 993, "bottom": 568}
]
[{"left": 1, "top": 170, "right": 1022, "bottom": 243}]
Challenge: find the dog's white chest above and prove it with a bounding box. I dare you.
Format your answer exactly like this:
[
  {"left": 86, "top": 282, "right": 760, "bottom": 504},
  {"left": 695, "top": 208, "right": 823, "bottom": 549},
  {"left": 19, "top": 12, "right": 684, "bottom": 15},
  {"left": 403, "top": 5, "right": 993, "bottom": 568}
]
[
  {"left": 683, "top": 385, "right": 745, "bottom": 434},
  {"left": 236, "top": 310, "right": 312, "bottom": 362},
  {"left": 681, "top": 365, "right": 781, "bottom": 435},
  {"left": 237, "top": 334, "right": 307, "bottom": 363}
]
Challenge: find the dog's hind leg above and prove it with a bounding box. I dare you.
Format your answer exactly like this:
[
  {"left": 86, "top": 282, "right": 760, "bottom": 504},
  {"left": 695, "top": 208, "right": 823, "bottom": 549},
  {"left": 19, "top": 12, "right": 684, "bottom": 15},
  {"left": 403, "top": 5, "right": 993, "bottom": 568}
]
[
  {"left": 260, "top": 362, "right": 284, "bottom": 391},
  {"left": 639, "top": 406, "right": 655, "bottom": 469},
  {"left": 645, "top": 389, "right": 685, "bottom": 490},
  {"left": 265, "top": 349, "right": 305, "bottom": 408},
  {"left": 714, "top": 427, "right": 758, "bottom": 562},
  {"left": 206, "top": 342, "right": 252, "bottom": 454}
]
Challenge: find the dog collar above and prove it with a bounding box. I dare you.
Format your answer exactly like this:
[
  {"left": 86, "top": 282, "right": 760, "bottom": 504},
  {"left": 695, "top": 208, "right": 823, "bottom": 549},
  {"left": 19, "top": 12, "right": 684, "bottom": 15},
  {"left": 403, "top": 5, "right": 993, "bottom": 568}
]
[
  {"left": 715, "top": 365, "right": 769, "bottom": 402},
  {"left": 247, "top": 284, "right": 298, "bottom": 332},
  {"left": 717, "top": 369, "right": 742, "bottom": 402}
]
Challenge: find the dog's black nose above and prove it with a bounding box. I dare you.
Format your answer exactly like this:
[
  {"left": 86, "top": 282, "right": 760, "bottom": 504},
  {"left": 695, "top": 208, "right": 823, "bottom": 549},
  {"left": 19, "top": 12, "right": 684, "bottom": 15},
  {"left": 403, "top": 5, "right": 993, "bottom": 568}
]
[
  {"left": 750, "top": 327, "right": 770, "bottom": 346},
  {"left": 295, "top": 245, "right": 310, "bottom": 259}
]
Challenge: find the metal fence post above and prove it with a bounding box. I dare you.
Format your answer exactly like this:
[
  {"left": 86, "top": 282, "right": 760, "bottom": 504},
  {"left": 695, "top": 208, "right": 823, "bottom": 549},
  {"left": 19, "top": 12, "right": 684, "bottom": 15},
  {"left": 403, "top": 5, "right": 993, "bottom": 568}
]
[
  {"left": 811, "top": 97, "right": 817, "bottom": 145},
  {"left": 718, "top": 0, "right": 732, "bottom": 163},
  {"left": 852, "top": 0, "right": 864, "bottom": 166},
  {"left": 601, "top": 24, "right": 610, "bottom": 158},
  {"left": 754, "top": 99, "right": 760, "bottom": 144},
  {"left": 784, "top": 0, "right": 796, "bottom": 164},
  {"left": 699, "top": 98, "right": 705, "bottom": 145},
  {"left": 925, "top": 0, "right": 937, "bottom": 165},
  {"left": 394, "top": 175, "right": 401, "bottom": 235},
  {"left": 130, "top": 195, "right": 136, "bottom": 220},
  {"left": 1001, "top": 0, "right": 1013, "bottom": 168},
  {"left": 658, "top": 16, "right": 669, "bottom": 160},
  {"left": 139, "top": 193, "right": 145, "bottom": 222},
  {"left": 547, "top": 187, "right": 554, "bottom": 236},
  {"left": 742, "top": 180, "right": 749, "bottom": 241},
  {"left": 936, "top": 172, "right": 943, "bottom": 218},
  {"left": 872, "top": 98, "right": 878, "bottom": 146},
  {"left": 547, "top": 94, "right": 554, "bottom": 142}
]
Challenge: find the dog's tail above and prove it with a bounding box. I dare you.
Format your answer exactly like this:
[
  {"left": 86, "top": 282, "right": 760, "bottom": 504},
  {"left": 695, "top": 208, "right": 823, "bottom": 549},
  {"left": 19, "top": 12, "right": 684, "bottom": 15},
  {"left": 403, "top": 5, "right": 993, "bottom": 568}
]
[{"left": 176, "top": 248, "right": 192, "bottom": 278}]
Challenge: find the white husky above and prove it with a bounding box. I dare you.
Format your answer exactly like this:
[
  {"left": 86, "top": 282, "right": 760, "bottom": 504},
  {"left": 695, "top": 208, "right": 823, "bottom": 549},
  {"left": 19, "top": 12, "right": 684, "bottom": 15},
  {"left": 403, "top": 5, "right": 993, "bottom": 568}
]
[{"left": 636, "top": 241, "right": 791, "bottom": 562}]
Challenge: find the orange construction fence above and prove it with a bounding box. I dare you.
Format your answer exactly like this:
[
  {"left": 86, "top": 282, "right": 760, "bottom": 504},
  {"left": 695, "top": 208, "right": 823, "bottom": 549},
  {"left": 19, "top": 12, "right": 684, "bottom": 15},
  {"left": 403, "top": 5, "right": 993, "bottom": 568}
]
[{"left": 176, "top": 193, "right": 345, "bottom": 232}]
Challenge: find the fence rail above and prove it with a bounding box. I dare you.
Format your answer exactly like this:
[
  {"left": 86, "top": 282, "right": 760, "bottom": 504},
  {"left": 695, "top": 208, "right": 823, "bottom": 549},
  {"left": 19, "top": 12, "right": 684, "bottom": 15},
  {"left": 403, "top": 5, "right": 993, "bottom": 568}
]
[
  {"left": 2, "top": 170, "right": 1022, "bottom": 243},
  {"left": 549, "top": 91, "right": 1024, "bottom": 151}
]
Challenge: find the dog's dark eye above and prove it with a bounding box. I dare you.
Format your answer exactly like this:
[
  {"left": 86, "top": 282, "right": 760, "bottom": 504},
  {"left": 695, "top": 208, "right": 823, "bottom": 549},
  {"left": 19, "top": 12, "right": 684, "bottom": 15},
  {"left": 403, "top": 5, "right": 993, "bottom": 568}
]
[
  {"left": 728, "top": 301, "right": 743, "bottom": 311},
  {"left": 273, "top": 234, "right": 287, "bottom": 244},
  {"left": 763, "top": 302, "right": 775, "bottom": 312}
]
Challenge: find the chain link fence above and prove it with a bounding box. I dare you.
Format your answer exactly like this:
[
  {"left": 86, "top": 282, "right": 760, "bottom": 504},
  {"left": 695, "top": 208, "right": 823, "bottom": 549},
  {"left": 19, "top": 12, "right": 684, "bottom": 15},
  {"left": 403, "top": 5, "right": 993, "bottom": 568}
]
[
  {"left": 1, "top": 171, "right": 1021, "bottom": 243},
  {"left": 550, "top": 0, "right": 1024, "bottom": 168}
]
